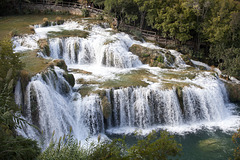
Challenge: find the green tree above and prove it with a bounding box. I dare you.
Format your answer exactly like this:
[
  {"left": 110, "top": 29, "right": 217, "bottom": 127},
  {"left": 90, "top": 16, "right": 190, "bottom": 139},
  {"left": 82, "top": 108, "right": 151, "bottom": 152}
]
[
  {"left": 206, "top": 0, "right": 240, "bottom": 78},
  {"left": 104, "top": 0, "right": 138, "bottom": 27},
  {"left": 91, "top": 0, "right": 105, "bottom": 9},
  {"left": 133, "top": 0, "right": 149, "bottom": 29},
  {"left": 145, "top": 0, "right": 195, "bottom": 43}
]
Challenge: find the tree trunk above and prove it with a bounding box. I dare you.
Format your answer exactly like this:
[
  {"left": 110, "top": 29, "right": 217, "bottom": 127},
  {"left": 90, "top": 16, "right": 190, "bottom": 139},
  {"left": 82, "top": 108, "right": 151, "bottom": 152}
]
[{"left": 140, "top": 11, "right": 146, "bottom": 29}]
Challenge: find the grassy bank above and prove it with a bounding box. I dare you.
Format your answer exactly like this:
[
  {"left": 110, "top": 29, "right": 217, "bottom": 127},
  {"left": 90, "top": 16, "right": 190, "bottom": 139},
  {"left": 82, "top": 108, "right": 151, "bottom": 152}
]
[{"left": 0, "top": 14, "right": 81, "bottom": 39}]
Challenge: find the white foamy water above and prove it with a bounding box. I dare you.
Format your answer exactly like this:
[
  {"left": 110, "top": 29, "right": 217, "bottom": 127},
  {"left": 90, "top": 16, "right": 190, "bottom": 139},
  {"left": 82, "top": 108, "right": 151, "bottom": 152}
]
[{"left": 13, "top": 20, "right": 240, "bottom": 147}]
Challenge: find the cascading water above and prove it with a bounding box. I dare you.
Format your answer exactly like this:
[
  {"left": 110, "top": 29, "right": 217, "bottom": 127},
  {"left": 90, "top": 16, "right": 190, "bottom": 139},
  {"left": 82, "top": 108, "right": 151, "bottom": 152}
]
[
  {"left": 14, "top": 20, "right": 240, "bottom": 148},
  {"left": 105, "top": 78, "right": 232, "bottom": 133},
  {"left": 48, "top": 31, "right": 141, "bottom": 68},
  {"left": 16, "top": 67, "right": 104, "bottom": 148}
]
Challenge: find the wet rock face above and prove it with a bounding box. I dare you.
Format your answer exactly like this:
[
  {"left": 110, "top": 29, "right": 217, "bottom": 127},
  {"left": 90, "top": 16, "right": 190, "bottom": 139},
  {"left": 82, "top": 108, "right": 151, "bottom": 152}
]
[{"left": 225, "top": 82, "right": 240, "bottom": 103}]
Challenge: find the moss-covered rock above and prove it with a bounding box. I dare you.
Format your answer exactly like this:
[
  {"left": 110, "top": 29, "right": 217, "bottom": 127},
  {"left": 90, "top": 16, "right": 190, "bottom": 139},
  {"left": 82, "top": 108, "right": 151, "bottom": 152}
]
[
  {"left": 101, "top": 96, "right": 111, "bottom": 119},
  {"left": 129, "top": 44, "right": 168, "bottom": 68},
  {"left": 47, "top": 29, "right": 89, "bottom": 38},
  {"left": 29, "top": 85, "right": 40, "bottom": 128},
  {"left": 78, "top": 85, "right": 97, "bottom": 97},
  {"left": 20, "top": 50, "right": 51, "bottom": 76},
  {"left": 225, "top": 82, "right": 240, "bottom": 103},
  {"left": 20, "top": 70, "right": 31, "bottom": 96},
  {"left": 69, "top": 68, "right": 92, "bottom": 75},
  {"left": 176, "top": 86, "right": 184, "bottom": 114},
  {"left": 38, "top": 39, "right": 50, "bottom": 57},
  {"left": 100, "top": 69, "right": 155, "bottom": 89},
  {"left": 52, "top": 59, "right": 68, "bottom": 71},
  {"left": 63, "top": 73, "right": 75, "bottom": 87}
]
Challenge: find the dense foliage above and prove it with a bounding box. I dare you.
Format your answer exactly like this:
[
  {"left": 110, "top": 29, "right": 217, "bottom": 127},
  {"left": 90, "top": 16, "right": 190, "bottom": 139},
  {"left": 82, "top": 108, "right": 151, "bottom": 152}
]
[
  {"left": 39, "top": 130, "right": 182, "bottom": 160},
  {"left": 0, "top": 39, "right": 41, "bottom": 160}
]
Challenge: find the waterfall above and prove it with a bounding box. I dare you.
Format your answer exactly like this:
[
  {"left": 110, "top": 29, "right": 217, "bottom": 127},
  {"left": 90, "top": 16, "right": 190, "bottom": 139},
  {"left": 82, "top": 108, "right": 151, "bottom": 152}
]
[
  {"left": 13, "top": 21, "right": 239, "bottom": 147},
  {"left": 109, "top": 87, "right": 183, "bottom": 128},
  {"left": 18, "top": 67, "right": 104, "bottom": 148},
  {"left": 106, "top": 82, "right": 231, "bottom": 130},
  {"left": 48, "top": 35, "right": 142, "bottom": 68}
]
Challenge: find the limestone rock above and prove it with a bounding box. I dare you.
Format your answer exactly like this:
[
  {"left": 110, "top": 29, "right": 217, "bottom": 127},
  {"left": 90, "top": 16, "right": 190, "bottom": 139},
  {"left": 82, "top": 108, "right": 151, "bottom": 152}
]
[
  {"left": 129, "top": 44, "right": 167, "bottom": 68},
  {"left": 225, "top": 82, "right": 240, "bottom": 103}
]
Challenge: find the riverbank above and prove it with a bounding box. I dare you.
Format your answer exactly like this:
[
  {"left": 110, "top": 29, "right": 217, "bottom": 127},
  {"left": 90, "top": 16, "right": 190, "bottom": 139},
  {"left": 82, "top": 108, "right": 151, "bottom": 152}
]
[{"left": 0, "top": 14, "right": 81, "bottom": 39}]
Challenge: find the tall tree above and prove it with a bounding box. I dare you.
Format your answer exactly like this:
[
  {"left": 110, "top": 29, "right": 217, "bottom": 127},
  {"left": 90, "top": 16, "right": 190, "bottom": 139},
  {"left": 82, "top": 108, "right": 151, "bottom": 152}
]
[
  {"left": 133, "top": 0, "right": 150, "bottom": 29},
  {"left": 104, "top": 0, "right": 138, "bottom": 27},
  {"left": 206, "top": 0, "right": 240, "bottom": 78}
]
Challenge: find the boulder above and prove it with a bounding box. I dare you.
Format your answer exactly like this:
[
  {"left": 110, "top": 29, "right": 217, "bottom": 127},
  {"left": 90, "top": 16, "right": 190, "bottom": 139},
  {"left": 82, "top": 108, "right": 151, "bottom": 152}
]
[
  {"left": 225, "top": 82, "right": 240, "bottom": 103},
  {"left": 129, "top": 44, "right": 167, "bottom": 68},
  {"left": 52, "top": 59, "right": 68, "bottom": 72},
  {"left": 63, "top": 73, "right": 75, "bottom": 87}
]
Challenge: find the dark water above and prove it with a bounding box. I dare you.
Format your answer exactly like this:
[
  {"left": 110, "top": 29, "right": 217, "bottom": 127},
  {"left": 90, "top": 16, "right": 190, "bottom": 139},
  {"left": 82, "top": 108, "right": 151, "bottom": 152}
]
[{"left": 107, "top": 129, "right": 235, "bottom": 160}]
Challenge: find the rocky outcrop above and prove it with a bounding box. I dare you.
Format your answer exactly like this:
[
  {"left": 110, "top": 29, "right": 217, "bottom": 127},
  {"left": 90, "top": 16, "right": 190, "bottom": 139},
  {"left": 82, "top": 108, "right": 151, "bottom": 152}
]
[
  {"left": 63, "top": 73, "right": 75, "bottom": 87},
  {"left": 51, "top": 59, "right": 68, "bottom": 72},
  {"left": 129, "top": 44, "right": 167, "bottom": 68},
  {"left": 225, "top": 82, "right": 240, "bottom": 103},
  {"left": 129, "top": 44, "right": 180, "bottom": 68}
]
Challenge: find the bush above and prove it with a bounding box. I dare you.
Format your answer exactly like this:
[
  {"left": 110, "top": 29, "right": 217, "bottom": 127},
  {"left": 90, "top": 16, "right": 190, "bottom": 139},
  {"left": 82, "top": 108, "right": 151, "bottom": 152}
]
[
  {"left": 42, "top": 18, "right": 50, "bottom": 27},
  {"left": 39, "top": 130, "right": 182, "bottom": 160},
  {"left": 56, "top": 16, "right": 64, "bottom": 25},
  {"left": 128, "top": 130, "right": 182, "bottom": 160},
  {"left": 82, "top": 9, "right": 90, "bottom": 17}
]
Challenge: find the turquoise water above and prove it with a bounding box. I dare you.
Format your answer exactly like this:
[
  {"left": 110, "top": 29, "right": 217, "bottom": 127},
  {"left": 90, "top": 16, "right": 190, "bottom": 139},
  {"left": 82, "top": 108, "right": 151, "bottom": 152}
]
[
  {"left": 175, "top": 130, "right": 234, "bottom": 160},
  {"left": 107, "top": 129, "right": 235, "bottom": 160}
]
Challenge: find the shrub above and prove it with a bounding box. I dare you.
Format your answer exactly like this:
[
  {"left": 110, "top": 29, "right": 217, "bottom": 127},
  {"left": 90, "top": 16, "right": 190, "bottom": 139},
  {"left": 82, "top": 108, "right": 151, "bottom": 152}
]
[
  {"left": 157, "top": 55, "right": 164, "bottom": 63},
  {"left": 42, "top": 18, "right": 50, "bottom": 27},
  {"left": 128, "top": 130, "right": 182, "bottom": 160},
  {"left": 56, "top": 16, "right": 64, "bottom": 25},
  {"left": 82, "top": 9, "right": 90, "bottom": 17},
  {"left": 39, "top": 130, "right": 182, "bottom": 160}
]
